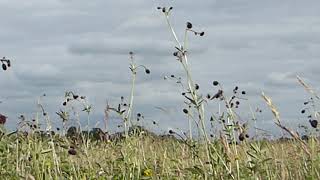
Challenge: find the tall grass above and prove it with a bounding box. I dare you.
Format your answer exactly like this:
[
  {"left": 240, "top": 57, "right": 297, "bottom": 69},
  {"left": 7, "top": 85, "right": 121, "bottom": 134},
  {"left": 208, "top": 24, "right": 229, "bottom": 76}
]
[{"left": 0, "top": 4, "right": 319, "bottom": 180}]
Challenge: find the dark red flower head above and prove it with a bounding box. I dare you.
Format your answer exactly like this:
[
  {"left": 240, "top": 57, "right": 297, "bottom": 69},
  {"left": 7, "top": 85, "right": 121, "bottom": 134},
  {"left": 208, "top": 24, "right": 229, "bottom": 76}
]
[{"left": 0, "top": 114, "right": 7, "bottom": 125}]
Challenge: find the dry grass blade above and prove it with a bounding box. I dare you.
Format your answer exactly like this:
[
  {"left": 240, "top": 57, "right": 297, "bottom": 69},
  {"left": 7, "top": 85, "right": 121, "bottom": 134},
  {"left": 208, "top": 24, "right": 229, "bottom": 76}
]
[
  {"left": 261, "top": 92, "right": 281, "bottom": 125},
  {"left": 296, "top": 75, "right": 320, "bottom": 100},
  {"left": 261, "top": 92, "right": 311, "bottom": 156},
  {"left": 220, "top": 132, "right": 231, "bottom": 157}
]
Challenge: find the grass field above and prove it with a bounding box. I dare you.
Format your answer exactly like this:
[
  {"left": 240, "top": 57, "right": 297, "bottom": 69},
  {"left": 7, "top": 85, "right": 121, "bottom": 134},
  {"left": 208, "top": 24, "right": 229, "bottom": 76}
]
[
  {"left": 1, "top": 4, "right": 320, "bottom": 180},
  {"left": 0, "top": 128, "right": 319, "bottom": 179}
]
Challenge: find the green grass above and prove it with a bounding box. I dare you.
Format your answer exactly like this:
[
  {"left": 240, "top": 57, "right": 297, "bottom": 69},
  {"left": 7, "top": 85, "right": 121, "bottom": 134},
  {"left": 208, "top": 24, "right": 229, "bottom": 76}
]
[{"left": 0, "top": 129, "right": 319, "bottom": 179}]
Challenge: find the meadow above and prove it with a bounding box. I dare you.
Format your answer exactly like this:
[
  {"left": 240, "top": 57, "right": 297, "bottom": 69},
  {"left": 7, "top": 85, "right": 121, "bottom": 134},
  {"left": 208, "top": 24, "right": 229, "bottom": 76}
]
[{"left": 0, "top": 4, "right": 320, "bottom": 180}]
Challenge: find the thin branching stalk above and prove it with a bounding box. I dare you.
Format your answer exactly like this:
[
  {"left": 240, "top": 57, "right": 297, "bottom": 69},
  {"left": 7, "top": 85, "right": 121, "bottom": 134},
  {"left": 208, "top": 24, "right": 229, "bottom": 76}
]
[
  {"left": 161, "top": 10, "right": 238, "bottom": 178},
  {"left": 125, "top": 54, "right": 137, "bottom": 137}
]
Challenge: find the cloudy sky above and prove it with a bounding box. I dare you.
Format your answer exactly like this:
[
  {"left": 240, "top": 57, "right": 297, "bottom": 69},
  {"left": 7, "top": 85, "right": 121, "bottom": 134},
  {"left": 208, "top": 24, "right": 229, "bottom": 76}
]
[{"left": 0, "top": 0, "right": 319, "bottom": 136}]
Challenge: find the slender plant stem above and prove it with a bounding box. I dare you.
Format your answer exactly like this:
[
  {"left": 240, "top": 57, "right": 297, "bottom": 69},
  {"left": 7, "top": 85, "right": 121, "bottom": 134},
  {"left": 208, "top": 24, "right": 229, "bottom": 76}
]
[{"left": 125, "top": 57, "right": 137, "bottom": 137}]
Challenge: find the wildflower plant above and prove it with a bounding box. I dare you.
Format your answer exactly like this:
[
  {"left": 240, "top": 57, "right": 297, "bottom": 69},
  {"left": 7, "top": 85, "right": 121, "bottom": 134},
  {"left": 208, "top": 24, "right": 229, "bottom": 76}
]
[
  {"left": 0, "top": 57, "right": 11, "bottom": 71},
  {"left": 158, "top": 5, "right": 236, "bottom": 178},
  {"left": 157, "top": 4, "right": 208, "bottom": 143},
  {"left": 157, "top": 4, "right": 261, "bottom": 178},
  {"left": 106, "top": 51, "right": 150, "bottom": 138}
]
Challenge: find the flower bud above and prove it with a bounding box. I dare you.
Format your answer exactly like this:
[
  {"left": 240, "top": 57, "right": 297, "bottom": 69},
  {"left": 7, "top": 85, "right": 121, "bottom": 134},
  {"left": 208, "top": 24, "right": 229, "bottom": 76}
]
[
  {"left": 2, "top": 63, "right": 7, "bottom": 71},
  {"left": 186, "top": 22, "right": 193, "bottom": 29}
]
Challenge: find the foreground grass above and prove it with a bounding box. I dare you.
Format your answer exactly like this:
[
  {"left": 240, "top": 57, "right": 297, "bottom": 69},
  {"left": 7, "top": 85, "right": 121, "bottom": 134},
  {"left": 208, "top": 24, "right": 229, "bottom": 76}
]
[{"left": 0, "top": 130, "right": 319, "bottom": 180}]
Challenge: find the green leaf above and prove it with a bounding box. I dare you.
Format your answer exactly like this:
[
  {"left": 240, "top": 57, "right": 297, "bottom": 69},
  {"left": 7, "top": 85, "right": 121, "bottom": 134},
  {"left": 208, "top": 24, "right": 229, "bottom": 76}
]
[
  {"left": 185, "top": 166, "right": 205, "bottom": 178},
  {"left": 41, "top": 149, "right": 52, "bottom": 154},
  {"left": 247, "top": 151, "right": 258, "bottom": 160}
]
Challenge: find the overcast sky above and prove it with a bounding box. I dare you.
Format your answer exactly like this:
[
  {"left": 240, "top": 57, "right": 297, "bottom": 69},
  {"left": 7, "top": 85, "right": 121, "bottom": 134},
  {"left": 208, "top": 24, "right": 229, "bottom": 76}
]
[{"left": 0, "top": 0, "right": 319, "bottom": 136}]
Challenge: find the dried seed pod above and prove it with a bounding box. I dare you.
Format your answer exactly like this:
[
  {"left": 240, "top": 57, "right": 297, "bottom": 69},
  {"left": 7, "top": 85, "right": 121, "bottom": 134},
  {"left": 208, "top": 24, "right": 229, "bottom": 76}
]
[
  {"left": 230, "top": 103, "right": 234, "bottom": 108},
  {"left": 195, "top": 84, "right": 199, "bottom": 90},
  {"left": 239, "top": 133, "right": 245, "bottom": 141},
  {"left": 186, "top": 22, "right": 193, "bottom": 29},
  {"left": 2, "top": 63, "right": 7, "bottom": 71},
  {"left": 0, "top": 114, "right": 7, "bottom": 125},
  {"left": 309, "top": 120, "right": 318, "bottom": 128},
  {"left": 68, "top": 148, "right": 77, "bottom": 155},
  {"left": 213, "top": 81, "right": 219, "bottom": 86},
  {"left": 212, "top": 90, "right": 223, "bottom": 99},
  {"left": 183, "top": 109, "right": 188, "bottom": 114}
]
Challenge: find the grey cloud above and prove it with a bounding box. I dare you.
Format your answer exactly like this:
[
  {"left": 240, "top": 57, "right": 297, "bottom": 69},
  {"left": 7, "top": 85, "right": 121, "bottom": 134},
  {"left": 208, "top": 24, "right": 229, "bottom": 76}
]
[{"left": 68, "top": 35, "right": 208, "bottom": 58}]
